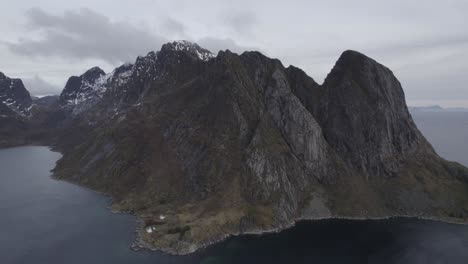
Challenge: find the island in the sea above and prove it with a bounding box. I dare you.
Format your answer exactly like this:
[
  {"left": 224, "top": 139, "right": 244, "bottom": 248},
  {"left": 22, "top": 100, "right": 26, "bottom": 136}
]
[{"left": 1, "top": 41, "right": 468, "bottom": 254}]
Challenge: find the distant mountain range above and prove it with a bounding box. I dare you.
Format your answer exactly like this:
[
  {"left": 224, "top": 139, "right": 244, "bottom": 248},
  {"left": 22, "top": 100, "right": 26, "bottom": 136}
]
[
  {"left": 1, "top": 41, "right": 468, "bottom": 255},
  {"left": 409, "top": 105, "right": 468, "bottom": 112}
]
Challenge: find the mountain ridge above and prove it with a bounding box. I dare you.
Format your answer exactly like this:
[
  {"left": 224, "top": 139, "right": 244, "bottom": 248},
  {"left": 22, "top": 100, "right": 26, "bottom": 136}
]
[
  {"left": 1, "top": 41, "right": 468, "bottom": 254},
  {"left": 409, "top": 105, "right": 468, "bottom": 112}
]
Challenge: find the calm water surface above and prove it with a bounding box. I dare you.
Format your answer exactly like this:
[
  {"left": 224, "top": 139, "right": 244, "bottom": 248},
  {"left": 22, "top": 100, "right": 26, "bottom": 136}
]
[
  {"left": 0, "top": 112, "right": 467, "bottom": 264},
  {"left": 411, "top": 111, "right": 468, "bottom": 166}
]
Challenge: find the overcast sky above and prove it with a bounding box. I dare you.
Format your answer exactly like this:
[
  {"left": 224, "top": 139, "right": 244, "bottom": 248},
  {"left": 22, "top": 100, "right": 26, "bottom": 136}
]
[{"left": 0, "top": 0, "right": 467, "bottom": 107}]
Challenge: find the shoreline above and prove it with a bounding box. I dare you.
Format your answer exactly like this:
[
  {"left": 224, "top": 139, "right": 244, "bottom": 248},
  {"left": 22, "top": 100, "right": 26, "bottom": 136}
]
[
  {"left": 50, "top": 168, "right": 468, "bottom": 256},
  {"left": 5, "top": 145, "right": 468, "bottom": 256},
  {"left": 131, "top": 212, "right": 468, "bottom": 256}
]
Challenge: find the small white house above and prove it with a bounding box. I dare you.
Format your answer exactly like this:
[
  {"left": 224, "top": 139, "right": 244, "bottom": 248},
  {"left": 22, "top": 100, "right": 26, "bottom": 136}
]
[
  {"left": 159, "top": 215, "right": 166, "bottom": 220},
  {"left": 145, "top": 226, "right": 157, "bottom": 233}
]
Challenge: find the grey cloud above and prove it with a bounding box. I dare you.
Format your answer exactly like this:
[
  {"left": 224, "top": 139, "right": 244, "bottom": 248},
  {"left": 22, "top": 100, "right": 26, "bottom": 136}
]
[
  {"left": 8, "top": 8, "right": 167, "bottom": 63},
  {"left": 1, "top": 1, "right": 467, "bottom": 107},
  {"left": 367, "top": 34, "right": 468, "bottom": 59},
  {"left": 23, "top": 75, "right": 61, "bottom": 96},
  {"left": 163, "top": 18, "right": 186, "bottom": 36},
  {"left": 225, "top": 12, "right": 257, "bottom": 35},
  {"left": 197, "top": 37, "right": 259, "bottom": 54}
]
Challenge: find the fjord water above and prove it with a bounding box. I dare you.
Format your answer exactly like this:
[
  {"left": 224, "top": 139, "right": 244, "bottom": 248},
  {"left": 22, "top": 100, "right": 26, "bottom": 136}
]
[
  {"left": 0, "top": 147, "right": 160, "bottom": 264},
  {"left": 0, "top": 112, "right": 467, "bottom": 264},
  {"left": 412, "top": 111, "right": 468, "bottom": 166}
]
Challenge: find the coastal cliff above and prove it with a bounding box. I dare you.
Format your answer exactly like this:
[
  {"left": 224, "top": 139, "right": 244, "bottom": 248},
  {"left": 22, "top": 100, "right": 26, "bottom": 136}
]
[{"left": 1, "top": 41, "right": 468, "bottom": 254}]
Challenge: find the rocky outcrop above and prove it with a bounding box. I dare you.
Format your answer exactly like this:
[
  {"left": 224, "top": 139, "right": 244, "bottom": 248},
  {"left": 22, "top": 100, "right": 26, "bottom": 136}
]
[
  {"left": 59, "top": 67, "right": 107, "bottom": 115},
  {"left": 0, "top": 71, "right": 32, "bottom": 117},
  {"left": 33, "top": 95, "right": 59, "bottom": 107},
  {"left": 161, "top": 40, "right": 216, "bottom": 61},
  {"left": 315, "top": 50, "right": 433, "bottom": 177},
  {"left": 0, "top": 72, "right": 33, "bottom": 147},
  {"left": 288, "top": 50, "right": 434, "bottom": 177}
]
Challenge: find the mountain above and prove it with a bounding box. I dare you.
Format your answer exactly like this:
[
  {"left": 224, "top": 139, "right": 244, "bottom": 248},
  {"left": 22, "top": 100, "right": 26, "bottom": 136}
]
[
  {"left": 0, "top": 72, "right": 32, "bottom": 116},
  {"left": 59, "top": 66, "right": 108, "bottom": 115},
  {"left": 2, "top": 41, "right": 468, "bottom": 254},
  {"left": 409, "top": 105, "right": 468, "bottom": 112},
  {"left": 0, "top": 72, "right": 33, "bottom": 147},
  {"left": 315, "top": 50, "right": 432, "bottom": 177},
  {"left": 33, "top": 95, "right": 59, "bottom": 107}
]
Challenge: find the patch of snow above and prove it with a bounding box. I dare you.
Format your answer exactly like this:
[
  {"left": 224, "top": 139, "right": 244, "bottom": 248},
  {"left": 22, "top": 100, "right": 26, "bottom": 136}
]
[
  {"left": 4, "top": 98, "right": 16, "bottom": 106},
  {"left": 171, "top": 40, "right": 216, "bottom": 61}
]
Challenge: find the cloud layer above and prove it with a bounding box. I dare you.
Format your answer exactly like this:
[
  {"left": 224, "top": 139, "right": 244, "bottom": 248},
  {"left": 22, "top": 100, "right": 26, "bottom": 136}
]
[
  {"left": 8, "top": 8, "right": 167, "bottom": 63},
  {"left": 22, "top": 75, "right": 60, "bottom": 96},
  {"left": 0, "top": 1, "right": 467, "bottom": 106}
]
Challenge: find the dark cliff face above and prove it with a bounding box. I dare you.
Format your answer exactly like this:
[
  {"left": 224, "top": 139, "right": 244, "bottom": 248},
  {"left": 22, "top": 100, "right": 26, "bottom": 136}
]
[
  {"left": 56, "top": 47, "right": 338, "bottom": 210},
  {"left": 59, "top": 67, "right": 106, "bottom": 114},
  {"left": 289, "top": 50, "right": 434, "bottom": 177},
  {"left": 2, "top": 42, "right": 467, "bottom": 254},
  {"left": 0, "top": 72, "right": 32, "bottom": 116},
  {"left": 0, "top": 72, "right": 33, "bottom": 147},
  {"left": 319, "top": 51, "right": 434, "bottom": 176}
]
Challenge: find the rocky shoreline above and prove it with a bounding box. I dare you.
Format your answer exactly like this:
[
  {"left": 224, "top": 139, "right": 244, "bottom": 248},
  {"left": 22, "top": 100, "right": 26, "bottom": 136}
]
[
  {"left": 129, "top": 213, "right": 468, "bottom": 255},
  {"left": 2, "top": 144, "right": 467, "bottom": 256},
  {"left": 32, "top": 145, "right": 468, "bottom": 256}
]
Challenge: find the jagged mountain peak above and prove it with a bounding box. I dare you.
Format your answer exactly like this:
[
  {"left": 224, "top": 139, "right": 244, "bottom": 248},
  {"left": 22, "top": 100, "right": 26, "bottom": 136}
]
[
  {"left": 134, "top": 51, "right": 158, "bottom": 68},
  {"left": 317, "top": 49, "right": 429, "bottom": 176},
  {"left": 58, "top": 41, "right": 216, "bottom": 112},
  {"left": 137, "top": 51, "right": 157, "bottom": 60},
  {"left": 109, "top": 63, "right": 134, "bottom": 82},
  {"left": 81, "top": 66, "right": 106, "bottom": 80},
  {"left": 160, "top": 40, "right": 216, "bottom": 61},
  {"left": 335, "top": 50, "right": 377, "bottom": 65},
  {"left": 0, "top": 71, "right": 32, "bottom": 117},
  {"left": 323, "top": 50, "right": 393, "bottom": 87},
  {"left": 59, "top": 67, "right": 109, "bottom": 114}
]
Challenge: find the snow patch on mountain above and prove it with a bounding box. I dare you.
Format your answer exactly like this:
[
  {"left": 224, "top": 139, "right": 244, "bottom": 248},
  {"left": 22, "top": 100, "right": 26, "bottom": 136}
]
[
  {"left": 170, "top": 40, "right": 216, "bottom": 61},
  {"left": 58, "top": 41, "right": 216, "bottom": 115}
]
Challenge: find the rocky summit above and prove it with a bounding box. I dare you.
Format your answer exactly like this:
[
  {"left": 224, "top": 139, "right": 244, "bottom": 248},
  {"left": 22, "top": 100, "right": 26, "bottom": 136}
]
[
  {"left": 0, "top": 72, "right": 33, "bottom": 147},
  {"left": 0, "top": 72, "right": 32, "bottom": 116},
  {"left": 59, "top": 66, "right": 107, "bottom": 115},
  {"left": 1, "top": 41, "right": 468, "bottom": 254}
]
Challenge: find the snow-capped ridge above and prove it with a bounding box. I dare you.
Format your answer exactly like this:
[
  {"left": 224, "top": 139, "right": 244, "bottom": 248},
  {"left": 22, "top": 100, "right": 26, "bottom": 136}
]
[
  {"left": 162, "top": 40, "right": 216, "bottom": 61},
  {"left": 108, "top": 63, "right": 134, "bottom": 86},
  {"left": 59, "top": 67, "right": 110, "bottom": 115},
  {"left": 57, "top": 40, "right": 217, "bottom": 115}
]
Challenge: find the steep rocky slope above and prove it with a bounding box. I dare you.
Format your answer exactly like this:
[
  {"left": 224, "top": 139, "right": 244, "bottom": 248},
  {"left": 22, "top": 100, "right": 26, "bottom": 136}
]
[
  {"left": 1, "top": 41, "right": 468, "bottom": 254},
  {"left": 59, "top": 66, "right": 108, "bottom": 115},
  {"left": 32, "top": 95, "right": 59, "bottom": 107},
  {"left": 0, "top": 72, "right": 33, "bottom": 147},
  {"left": 0, "top": 72, "right": 32, "bottom": 116},
  {"left": 49, "top": 42, "right": 468, "bottom": 254}
]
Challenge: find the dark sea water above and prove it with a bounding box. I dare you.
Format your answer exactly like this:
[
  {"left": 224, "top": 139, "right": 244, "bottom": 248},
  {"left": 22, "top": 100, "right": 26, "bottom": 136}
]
[{"left": 0, "top": 112, "right": 467, "bottom": 264}]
